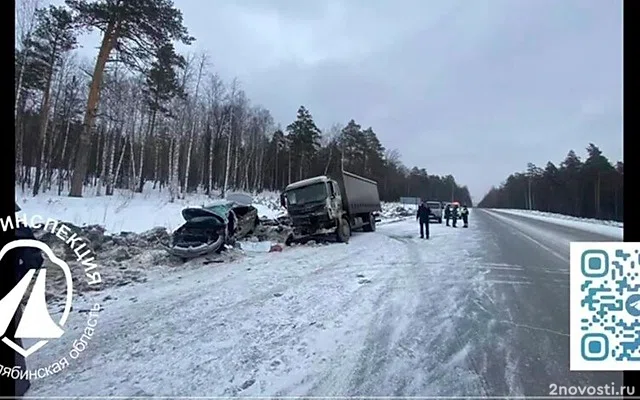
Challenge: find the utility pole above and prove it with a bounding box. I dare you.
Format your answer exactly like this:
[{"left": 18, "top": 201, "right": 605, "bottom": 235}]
[{"left": 451, "top": 180, "right": 455, "bottom": 202}]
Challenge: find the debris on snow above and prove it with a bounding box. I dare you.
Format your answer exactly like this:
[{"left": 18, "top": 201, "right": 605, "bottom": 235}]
[
  {"left": 254, "top": 222, "right": 291, "bottom": 242},
  {"left": 239, "top": 379, "right": 256, "bottom": 391},
  {"left": 389, "top": 206, "right": 413, "bottom": 218},
  {"left": 33, "top": 223, "right": 183, "bottom": 301},
  {"left": 239, "top": 241, "right": 272, "bottom": 253}
]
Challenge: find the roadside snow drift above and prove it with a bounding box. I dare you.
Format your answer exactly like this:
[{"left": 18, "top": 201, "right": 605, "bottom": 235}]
[
  {"left": 16, "top": 186, "right": 284, "bottom": 234},
  {"left": 489, "top": 209, "right": 623, "bottom": 239}
]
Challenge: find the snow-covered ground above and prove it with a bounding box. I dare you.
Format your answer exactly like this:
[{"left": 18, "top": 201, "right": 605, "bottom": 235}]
[
  {"left": 16, "top": 184, "right": 284, "bottom": 234},
  {"left": 27, "top": 215, "right": 492, "bottom": 397},
  {"left": 13, "top": 193, "right": 622, "bottom": 396},
  {"left": 489, "top": 208, "right": 623, "bottom": 239}
]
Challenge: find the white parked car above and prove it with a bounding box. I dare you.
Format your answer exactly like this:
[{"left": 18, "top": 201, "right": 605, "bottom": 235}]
[{"left": 425, "top": 201, "right": 443, "bottom": 223}]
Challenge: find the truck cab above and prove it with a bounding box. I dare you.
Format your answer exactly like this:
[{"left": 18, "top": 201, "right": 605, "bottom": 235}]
[
  {"left": 280, "top": 176, "right": 344, "bottom": 237},
  {"left": 280, "top": 171, "right": 381, "bottom": 244}
]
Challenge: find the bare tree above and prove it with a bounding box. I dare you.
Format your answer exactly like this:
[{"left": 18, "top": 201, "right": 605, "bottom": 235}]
[
  {"left": 13, "top": 1, "right": 478, "bottom": 209},
  {"left": 203, "top": 73, "right": 226, "bottom": 195},
  {"left": 15, "top": 0, "right": 43, "bottom": 116},
  {"left": 66, "top": 0, "right": 194, "bottom": 197},
  {"left": 182, "top": 52, "right": 207, "bottom": 197}
]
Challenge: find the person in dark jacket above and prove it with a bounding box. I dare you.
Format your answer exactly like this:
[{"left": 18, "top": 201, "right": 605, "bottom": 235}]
[
  {"left": 460, "top": 205, "right": 469, "bottom": 227},
  {"left": 12, "top": 203, "right": 44, "bottom": 397},
  {"left": 451, "top": 204, "right": 459, "bottom": 227},
  {"left": 444, "top": 204, "right": 452, "bottom": 226},
  {"left": 416, "top": 202, "right": 432, "bottom": 239}
]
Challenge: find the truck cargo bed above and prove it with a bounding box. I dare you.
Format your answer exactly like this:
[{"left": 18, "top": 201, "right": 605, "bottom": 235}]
[{"left": 338, "top": 170, "right": 382, "bottom": 215}]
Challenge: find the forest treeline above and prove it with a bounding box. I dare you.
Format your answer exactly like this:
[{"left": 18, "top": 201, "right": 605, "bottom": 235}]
[
  {"left": 14, "top": 0, "right": 472, "bottom": 205},
  {"left": 478, "top": 144, "right": 623, "bottom": 222}
]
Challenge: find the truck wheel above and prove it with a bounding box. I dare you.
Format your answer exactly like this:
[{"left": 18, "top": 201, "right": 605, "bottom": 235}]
[
  {"left": 363, "top": 213, "right": 376, "bottom": 232},
  {"left": 336, "top": 217, "right": 351, "bottom": 243},
  {"left": 285, "top": 234, "right": 294, "bottom": 246}
]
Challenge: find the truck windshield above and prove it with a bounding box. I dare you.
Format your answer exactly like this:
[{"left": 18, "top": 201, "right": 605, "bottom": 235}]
[
  {"left": 427, "top": 202, "right": 441, "bottom": 209},
  {"left": 285, "top": 183, "right": 327, "bottom": 205}
]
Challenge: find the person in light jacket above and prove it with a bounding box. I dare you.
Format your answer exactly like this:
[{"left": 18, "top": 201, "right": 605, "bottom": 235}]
[
  {"left": 460, "top": 205, "right": 469, "bottom": 227},
  {"left": 451, "top": 204, "right": 459, "bottom": 227}
]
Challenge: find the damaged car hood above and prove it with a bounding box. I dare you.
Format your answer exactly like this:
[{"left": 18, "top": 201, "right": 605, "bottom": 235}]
[
  {"left": 164, "top": 198, "right": 259, "bottom": 260},
  {"left": 180, "top": 193, "right": 255, "bottom": 223},
  {"left": 181, "top": 203, "right": 234, "bottom": 225}
]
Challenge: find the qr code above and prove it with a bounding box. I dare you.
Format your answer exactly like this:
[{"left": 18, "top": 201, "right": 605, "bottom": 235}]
[{"left": 570, "top": 242, "right": 640, "bottom": 371}]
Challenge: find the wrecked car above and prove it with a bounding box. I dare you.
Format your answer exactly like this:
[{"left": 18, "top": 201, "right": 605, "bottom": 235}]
[{"left": 162, "top": 196, "right": 259, "bottom": 260}]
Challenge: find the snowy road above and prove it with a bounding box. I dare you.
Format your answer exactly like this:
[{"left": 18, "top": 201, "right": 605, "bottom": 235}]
[{"left": 28, "top": 209, "right": 622, "bottom": 397}]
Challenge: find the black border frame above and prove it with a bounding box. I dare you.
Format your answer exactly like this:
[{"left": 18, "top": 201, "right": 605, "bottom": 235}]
[
  {"left": 622, "top": 0, "right": 636, "bottom": 396},
  {"left": 1, "top": 0, "right": 18, "bottom": 396},
  {"left": 0, "top": 0, "right": 632, "bottom": 399}
]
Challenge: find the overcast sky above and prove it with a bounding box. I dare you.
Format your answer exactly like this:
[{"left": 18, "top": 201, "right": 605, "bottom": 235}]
[{"left": 50, "top": 0, "right": 622, "bottom": 202}]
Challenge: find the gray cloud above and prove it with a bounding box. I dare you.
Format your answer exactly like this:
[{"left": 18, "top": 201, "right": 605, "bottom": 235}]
[{"left": 57, "top": 0, "right": 623, "bottom": 201}]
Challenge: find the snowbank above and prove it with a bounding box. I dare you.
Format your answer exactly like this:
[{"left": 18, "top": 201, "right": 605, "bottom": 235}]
[
  {"left": 490, "top": 209, "right": 623, "bottom": 239},
  {"left": 16, "top": 185, "right": 284, "bottom": 234},
  {"left": 380, "top": 202, "right": 417, "bottom": 220}
]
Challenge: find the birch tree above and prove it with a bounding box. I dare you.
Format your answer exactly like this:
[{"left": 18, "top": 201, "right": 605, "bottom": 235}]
[
  {"left": 203, "top": 73, "right": 226, "bottom": 195},
  {"left": 13, "top": 1, "right": 483, "bottom": 209},
  {"left": 30, "top": 5, "right": 77, "bottom": 196},
  {"left": 15, "top": 0, "right": 43, "bottom": 116},
  {"left": 182, "top": 52, "right": 207, "bottom": 197},
  {"left": 65, "top": 0, "right": 194, "bottom": 197}
]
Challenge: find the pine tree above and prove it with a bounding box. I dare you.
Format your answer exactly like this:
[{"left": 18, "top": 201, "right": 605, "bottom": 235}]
[
  {"left": 286, "top": 106, "right": 322, "bottom": 180},
  {"left": 66, "top": 0, "right": 194, "bottom": 197}
]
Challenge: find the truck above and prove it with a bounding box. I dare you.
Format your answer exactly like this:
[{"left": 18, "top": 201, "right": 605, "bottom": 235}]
[{"left": 280, "top": 170, "right": 382, "bottom": 244}]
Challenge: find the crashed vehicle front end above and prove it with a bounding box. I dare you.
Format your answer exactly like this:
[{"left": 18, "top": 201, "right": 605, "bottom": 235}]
[
  {"left": 162, "top": 199, "right": 260, "bottom": 259},
  {"left": 282, "top": 182, "right": 341, "bottom": 240},
  {"left": 162, "top": 206, "right": 230, "bottom": 259},
  {"left": 287, "top": 203, "right": 337, "bottom": 237}
]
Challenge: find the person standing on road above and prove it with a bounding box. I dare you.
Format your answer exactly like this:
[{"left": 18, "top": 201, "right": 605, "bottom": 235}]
[
  {"left": 416, "top": 201, "right": 432, "bottom": 239},
  {"left": 461, "top": 205, "right": 469, "bottom": 227},
  {"left": 451, "top": 204, "right": 459, "bottom": 227},
  {"left": 444, "top": 204, "right": 452, "bottom": 226}
]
